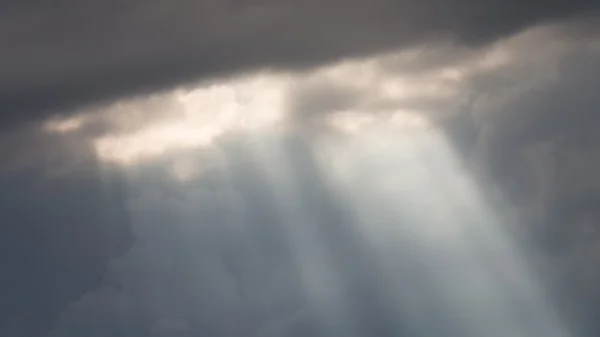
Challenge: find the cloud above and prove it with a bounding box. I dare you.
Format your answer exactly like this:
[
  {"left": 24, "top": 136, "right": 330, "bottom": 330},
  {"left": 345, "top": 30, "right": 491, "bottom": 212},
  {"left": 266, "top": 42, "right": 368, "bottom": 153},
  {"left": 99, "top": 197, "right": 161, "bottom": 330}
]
[
  {"left": 2, "top": 8, "right": 600, "bottom": 337},
  {"left": 454, "top": 29, "right": 600, "bottom": 336},
  {"left": 30, "top": 22, "right": 559, "bottom": 170},
  {"left": 46, "top": 133, "right": 406, "bottom": 336},
  {"left": 44, "top": 123, "right": 579, "bottom": 337},
  {"left": 0, "top": 0, "right": 598, "bottom": 129},
  {"left": 0, "top": 149, "right": 133, "bottom": 336},
  {"left": 47, "top": 140, "right": 311, "bottom": 337}
]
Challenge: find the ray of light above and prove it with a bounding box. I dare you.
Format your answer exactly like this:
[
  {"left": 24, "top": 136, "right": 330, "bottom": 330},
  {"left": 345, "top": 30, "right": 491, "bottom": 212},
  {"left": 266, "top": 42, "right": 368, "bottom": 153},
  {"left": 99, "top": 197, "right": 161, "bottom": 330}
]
[
  {"left": 243, "top": 133, "right": 362, "bottom": 337},
  {"left": 311, "top": 124, "right": 571, "bottom": 337}
]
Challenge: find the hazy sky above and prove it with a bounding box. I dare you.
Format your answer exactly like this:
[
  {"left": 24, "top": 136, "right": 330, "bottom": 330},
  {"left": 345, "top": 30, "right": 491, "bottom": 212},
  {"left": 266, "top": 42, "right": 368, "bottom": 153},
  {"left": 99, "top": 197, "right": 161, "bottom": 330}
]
[{"left": 1, "top": 1, "right": 600, "bottom": 337}]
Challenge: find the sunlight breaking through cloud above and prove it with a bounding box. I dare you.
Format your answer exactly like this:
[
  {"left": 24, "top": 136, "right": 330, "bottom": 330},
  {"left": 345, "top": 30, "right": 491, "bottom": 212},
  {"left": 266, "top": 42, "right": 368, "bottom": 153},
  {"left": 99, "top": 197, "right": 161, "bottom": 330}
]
[
  {"left": 308, "top": 126, "right": 571, "bottom": 337},
  {"left": 50, "top": 89, "right": 578, "bottom": 337},
  {"left": 94, "top": 74, "right": 291, "bottom": 165},
  {"left": 246, "top": 137, "right": 361, "bottom": 337},
  {"left": 29, "top": 19, "right": 600, "bottom": 337},
  {"left": 39, "top": 31, "right": 532, "bottom": 170}
]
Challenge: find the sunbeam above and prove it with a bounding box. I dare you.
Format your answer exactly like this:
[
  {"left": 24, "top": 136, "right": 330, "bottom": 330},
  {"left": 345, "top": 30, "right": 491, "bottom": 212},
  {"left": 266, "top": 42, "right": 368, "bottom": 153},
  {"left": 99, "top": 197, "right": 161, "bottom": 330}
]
[
  {"left": 3, "top": 4, "right": 600, "bottom": 337},
  {"left": 96, "top": 118, "right": 575, "bottom": 337},
  {"left": 42, "top": 42, "right": 592, "bottom": 336},
  {"left": 243, "top": 134, "right": 361, "bottom": 337},
  {"left": 309, "top": 124, "right": 571, "bottom": 337}
]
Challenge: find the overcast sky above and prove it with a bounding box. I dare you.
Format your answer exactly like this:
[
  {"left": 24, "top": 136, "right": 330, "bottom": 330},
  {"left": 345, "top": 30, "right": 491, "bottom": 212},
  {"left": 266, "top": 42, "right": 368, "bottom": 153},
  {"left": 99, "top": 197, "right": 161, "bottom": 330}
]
[{"left": 1, "top": 1, "right": 600, "bottom": 337}]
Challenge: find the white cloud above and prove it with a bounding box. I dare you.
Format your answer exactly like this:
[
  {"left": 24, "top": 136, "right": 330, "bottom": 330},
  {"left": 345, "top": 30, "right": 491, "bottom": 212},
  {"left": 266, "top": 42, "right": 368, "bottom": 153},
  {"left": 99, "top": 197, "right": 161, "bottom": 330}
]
[{"left": 93, "top": 74, "right": 291, "bottom": 166}]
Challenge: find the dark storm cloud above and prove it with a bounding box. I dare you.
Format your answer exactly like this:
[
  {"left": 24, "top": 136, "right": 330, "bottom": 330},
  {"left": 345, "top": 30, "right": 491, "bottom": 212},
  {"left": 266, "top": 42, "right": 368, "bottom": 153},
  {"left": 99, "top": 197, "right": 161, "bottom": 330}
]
[{"left": 1, "top": 0, "right": 598, "bottom": 128}]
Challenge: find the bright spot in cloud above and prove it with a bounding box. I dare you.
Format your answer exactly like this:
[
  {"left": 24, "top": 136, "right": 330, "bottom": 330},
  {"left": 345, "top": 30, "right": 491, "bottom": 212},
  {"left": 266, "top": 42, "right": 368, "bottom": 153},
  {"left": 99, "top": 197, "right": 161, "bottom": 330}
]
[
  {"left": 42, "top": 32, "right": 535, "bottom": 174},
  {"left": 326, "top": 111, "right": 430, "bottom": 135},
  {"left": 43, "top": 115, "right": 88, "bottom": 133},
  {"left": 94, "top": 73, "right": 291, "bottom": 165},
  {"left": 65, "top": 52, "right": 446, "bottom": 170},
  {"left": 169, "top": 157, "right": 204, "bottom": 182}
]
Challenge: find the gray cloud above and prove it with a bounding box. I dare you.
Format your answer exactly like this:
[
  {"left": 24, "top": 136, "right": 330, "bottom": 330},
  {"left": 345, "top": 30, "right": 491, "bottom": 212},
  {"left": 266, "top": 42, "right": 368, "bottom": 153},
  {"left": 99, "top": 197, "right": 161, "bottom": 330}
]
[
  {"left": 0, "top": 155, "right": 133, "bottom": 337},
  {"left": 28, "top": 22, "right": 600, "bottom": 337},
  {"left": 451, "top": 35, "right": 600, "bottom": 336},
  {"left": 279, "top": 21, "right": 600, "bottom": 335},
  {"left": 286, "top": 80, "right": 365, "bottom": 124},
  {"left": 0, "top": 0, "right": 598, "bottom": 129},
  {"left": 2, "top": 4, "right": 600, "bottom": 337}
]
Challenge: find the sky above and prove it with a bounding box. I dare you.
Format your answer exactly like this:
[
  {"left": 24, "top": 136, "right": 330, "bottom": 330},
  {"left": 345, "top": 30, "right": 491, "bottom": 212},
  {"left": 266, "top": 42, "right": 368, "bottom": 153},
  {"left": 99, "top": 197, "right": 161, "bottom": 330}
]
[{"left": 1, "top": 1, "right": 600, "bottom": 337}]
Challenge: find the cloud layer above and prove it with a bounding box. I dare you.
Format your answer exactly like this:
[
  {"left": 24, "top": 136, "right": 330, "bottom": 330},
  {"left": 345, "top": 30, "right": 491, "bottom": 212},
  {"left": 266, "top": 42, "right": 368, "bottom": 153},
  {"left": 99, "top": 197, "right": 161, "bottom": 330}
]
[{"left": 1, "top": 0, "right": 598, "bottom": 128}]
